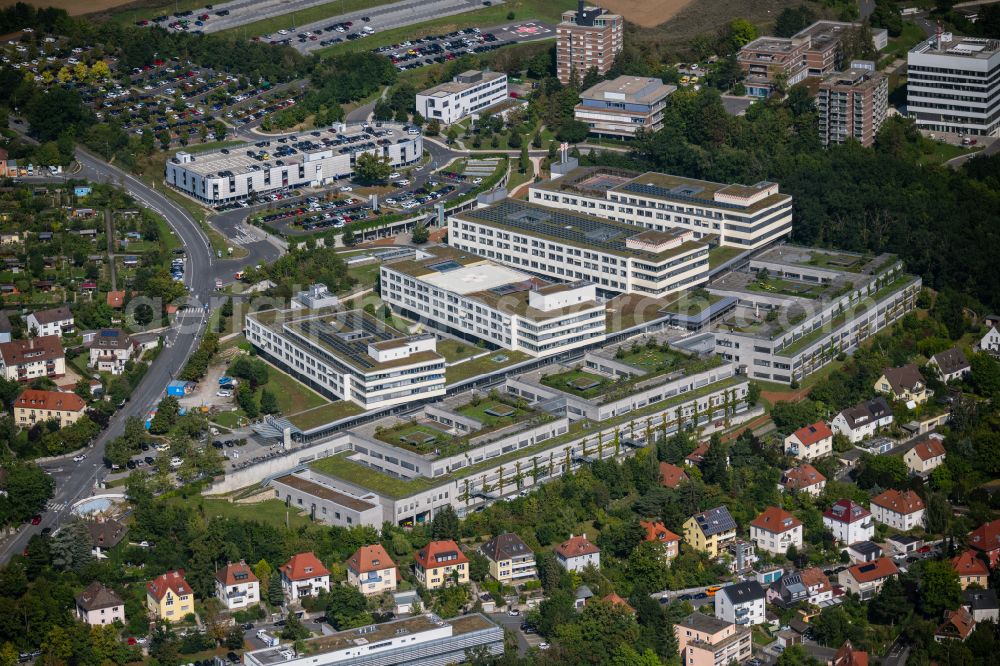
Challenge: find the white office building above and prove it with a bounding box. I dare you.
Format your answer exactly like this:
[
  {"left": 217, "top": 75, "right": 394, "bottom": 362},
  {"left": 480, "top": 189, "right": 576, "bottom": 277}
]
[
  {"left": 528, "top": 166, "right": 793, "bottom": 249},
  {"left": 416, "top": 70, "right": 508, "bottom": 124},
  {"left": 907, "top": 34, "right": 1000, "bottom": 136},
  {"left": 380, "top": 246, "right": 606, "bottom": 357},
  {"left": 244, "top": 309, "right": 445, "bottom": 410},
  {"left": 165, "top": 123, "right": 422, "bottom": 203},
  {"left": 448, "top": 199, "right": 710, "bottom": 297}
]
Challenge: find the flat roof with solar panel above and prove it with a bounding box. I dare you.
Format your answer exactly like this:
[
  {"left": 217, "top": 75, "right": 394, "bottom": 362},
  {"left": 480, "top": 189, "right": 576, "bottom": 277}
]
[{"left": 452, "top": 199, "right": 706, "bottom": 261}]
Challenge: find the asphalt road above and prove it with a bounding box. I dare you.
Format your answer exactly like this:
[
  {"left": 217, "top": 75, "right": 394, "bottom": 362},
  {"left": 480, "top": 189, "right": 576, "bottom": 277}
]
[{"left": 0, "top": 144, "right": 271, "bottom": 563}]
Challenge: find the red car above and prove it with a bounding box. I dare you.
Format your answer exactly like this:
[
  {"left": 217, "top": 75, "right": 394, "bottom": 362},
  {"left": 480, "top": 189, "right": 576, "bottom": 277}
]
[
  {"left": 127, "top": 638, "right": 137, "bottom": 646},
  {"left": 918, "top": 545, "right": 932, "bottom": 554},
  {"left": 30, "top": 515, "right": 42, "bottom": 525}
]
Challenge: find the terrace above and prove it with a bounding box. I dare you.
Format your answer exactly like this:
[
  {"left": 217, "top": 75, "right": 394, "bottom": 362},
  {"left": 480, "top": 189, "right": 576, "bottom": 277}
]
[
  {"left": 371, "top": 395, "right": 546, "bottom": 458},
  {"left": 541, "top": 342, "right": 723, "bottom": 404}
]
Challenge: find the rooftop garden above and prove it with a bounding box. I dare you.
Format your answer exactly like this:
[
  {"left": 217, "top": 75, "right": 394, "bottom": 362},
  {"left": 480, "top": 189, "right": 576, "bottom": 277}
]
[
  {"left": 542, "top": 340, "right": 723, "bottom": 403},
  {"left": 373, "top": 391, "right": 547, "bottom": 458}
]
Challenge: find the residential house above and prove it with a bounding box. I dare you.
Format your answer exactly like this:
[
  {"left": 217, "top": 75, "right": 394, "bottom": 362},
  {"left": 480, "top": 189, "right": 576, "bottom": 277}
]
[
  {"left": 14, "top": 389, "right": 86, "bottom": 428},
  {"left": 87, "top": 328, "right": 135, "bottom": 375},
  {"left": 602, "top": 592, "right": 635, "bottom": 614},
  {"left": 555, "top": 533, "right": 601, "bottom": 572},
  {"left": 980, "top": 327, "right": 1000, "bottom": 355},
  {"left": 870, "top": 489, "right": 925, "bottom": 531},
  {"left": 0, "top": 311, "right": 11, "bottom": 344},
  {"left": 0, "top": 335, "right": 66, "bottom": 381},
  {"left": 832, "top": 641, "right": 869, "bottom": 666},
  {"left": 107, "top": 291, "right": 125, "bottom": 309},
  {"left": 26, "top": 306, "right": 74, "bottom": 337},
  {"left": 904, "top": 435, "right": 946, "bottom": 475},
  {"left": 724, "top": 539, "right": 758, "bottom": 575},
  {"left": 86, "top": 518, "right": 128, "bottom": 557},
  {"left": 929, "top": 347, "right": 970, "bottom": 383},
  {"left": 414, "top": 540, "right": 469, "bottom": 589},
  {"left": 800, "top": 567, "right": 834, "bottom": 606},
  {"left": 779, "top": 463, "right": 827, "bottom": 496},
  {"left": 280, "top": 552, "right": 331, "bottom": 601},
  {"left": 935, "top": 607, "right": 976, "bottom": 643},
  {"left": 684, "top": 506, "right": 738, "bottom": 557},
  {"left": 76, "top": 582, "right": 125, "bottom": 626},
  {"left": 685, "top": 442, "right": 709, "bottom": 467},
  {"left": 675, "top": 612, "right": 752, "bottom": 666},
  {"left": 215, "top": 561, "right": 260, "bottom": 610},
  {"left": 783, "top": 421, "right": 834, "bottom": 461},
  {"left": 952, "top": 551, "right": 990, "bottom": 590},
  {"left": 875, "top": 363, "right": 931, "bottom": 405},
  {"left": 658, "top": 461, "right": 689, "bottom": 488},
  {"left": 715, "top": 581, "right": 767, "bottom": 626},
  {"left": 750, "top": 506, "right": 803, "bottom": 555},
  {"left": 846, "top": 541, "right": 883, "bottom": 564},
  {"left": 837, "top": 558, "right": 898, "bottom": 600},
  {"left": 823, "top": 500, "right": 874, "bottom": 545},
  {"left": 480, "top": 533, "right": 536, "bottom": 585},
  {"left": 756, "top": 565, "right": 785, "bottom": 587},
  {"left": 639, "top": 520, "right": 680, "bottom": 561},
  {"left": 969, "top": 519, "right": 1000, "bottom": 568},
  {"left": 146, "top": 570, "right": 194, "bottom": 622},
  {"left": 768, "top": 568, "right": 832, "bottom": 607},
  {"left": 963, "top": 589, "right": 999, "bottom": 623},
  {"left": 831, "top": 397, "right": 893, "bottom": 443},
  {"left": 346, "top": 545, "right": 398, "bottom": 596}
]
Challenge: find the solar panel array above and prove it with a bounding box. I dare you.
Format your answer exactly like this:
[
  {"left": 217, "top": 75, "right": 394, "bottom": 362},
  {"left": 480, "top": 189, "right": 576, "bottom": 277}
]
[
  {"left": 464, "top": 200, "right": 643, "bottom": 256},
  {"left": 293, "top": 314, "right": 397, "bottom": 371}
]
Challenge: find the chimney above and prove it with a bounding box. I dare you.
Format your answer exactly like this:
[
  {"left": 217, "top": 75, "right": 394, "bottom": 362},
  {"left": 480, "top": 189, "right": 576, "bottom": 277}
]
[{"left": 578, "top": 0, "right": 584, "bottom": 16}]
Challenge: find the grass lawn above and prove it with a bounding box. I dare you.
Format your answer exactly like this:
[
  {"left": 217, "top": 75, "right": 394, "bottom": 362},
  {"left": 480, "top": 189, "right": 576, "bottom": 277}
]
[
  {"left": 347, "top": 263, "right": 381, "bottom": 290},
  {"left": 377, "top": 422, "right": 452, "bottom": 452},
  {"left": 170, "top": 496, "right": 315, "bottom": 530},
  {"left": 287, "top": 401, "right": 365, "bottom": 430},
  {"left": 616, "top": 346, "right": 688, "bottom": 372},
  {"left": 708, "top": 245, "right": 746, "bottom": 269},
  {"left": 916, "top": 139, "right": 979, "bottom": 166},
  {"left": 218, "top": 0, "right": 400, "bottom": 37},
  {"left": 437, "top": 338, "right": 481, "bottom": 363},
  {"left": 884, "top": 21, "right": 927, "bottom": 60},
  {"left": 455, "top": 400, "right": 524, "bottom": 426},
  {"left": 316, "top": 0, "right": 576, "bottom": 57},
  {"left": 445, "top": 350, "right": 531, "bottom": 383},
  {"left": 211, "top": 410, "right": 243, "bottom": 429},
  {"left": 265, "top": 366, "right": 328, "bottom": 414}
]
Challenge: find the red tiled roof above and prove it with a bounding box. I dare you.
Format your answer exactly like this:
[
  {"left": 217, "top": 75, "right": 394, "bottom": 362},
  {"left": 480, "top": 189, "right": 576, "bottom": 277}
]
[
  {"left": 107, "top": 290, "right": 125, "bottom": 308},
  {"left": 952, "top": 551, "right": 989, "bottom": 578},
  {"left": 970, "top": 519, "right": 1000, "bottom": 554},
  {"left": 799, "top": 567, "right": 832, "bottom": 595},
  {"left": 833, "top": 641, "right": 868, "bottom": 666},
  {"left": 280, "top": 552, "right": 329, "bottom": 581},
  {"left": 750, "top": 506, "right": 802, "bottom": 533},
  {"left": 781, "top": 463, "right": 826, "bottom": 490},
  {"left": 147, "top": 570, "right": 191, "bottom": 601},
  {"left": 640, "top": 520, "right": 680, "bottom": 544},
  {"left": 602, "top": 592, "right": 634, "bottom": 613},
  {"left": 15, "top": 389, "right": 85, "bottom": 413},
  {"left": 658, "top": 462, "right": 689, "bottom": 488},
  {"left": 686, "top": 443, "right": 709, "bottom": 464},
  {"left": 414, "top": 540, "right": 468, "bottom": 570},
  {"left": 347, "top": 544, "right": 396, "bottom": 575},
  {"left": 0, "top": 335, "right": 63, "bottom": 366},
  {"left": 909, "top": 437, "right": 945, "bottom": 461},
  {"left": 555, "top": 534, "right": 600, "bottom": 559},
  {"left": 824, "top": 499, "right": 871, "bottom": 524},
  {"left": 790, "top": 420, "right": 832, "bottom": 447},
  {"left": 845, "top": 557, "right": 898, "bottom": 584},
  {"left": 937, "top": 607, "right": 976, "bottom": 641},
  {"left": 871, "top": 489, "right": 925, "bottom": 515},
  {"left": 216, "top": 561, "right": 258, "bottom": 586}
]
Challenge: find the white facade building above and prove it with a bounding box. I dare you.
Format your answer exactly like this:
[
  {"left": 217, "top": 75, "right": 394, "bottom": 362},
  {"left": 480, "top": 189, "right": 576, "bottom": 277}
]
[
  {"left": 555, "top": 534, "right": 600, "bottom": 572},
  {"left": 750, "top": 507, "right": 803, "bottom": 555},
  {"left": 416, "top": 70, "right": 508, "bottom": 124},
  {"left": 528, "top": 166, "right": 793, "bottom": 249},
  {"left": 871, "top": 489, "right": 925, "bottom": 531},
  {"left": 714, "top": 581, "right": 767, "bottom": 626},
  {"left": 908, "top": 35, "right": 1000, "bottom": 137},
  {"left": 215, "top": 562, "right": 260, "bottom": 611},
  {"left": 279, "top": 552, "right": 330, "bottom": 602},
  {"left": 823, "top": 500, "right": 875, "bottom": 544},
  {"left": 26, "top": 306, "right": 73, "bottom": 337},
  {"left": 981, "top": 327, "right": 1000, "bottom": 354},
  {"left": 449, "top": 199, "right": 710, "bottom": 297},
  {"left": 380, "top": 247, "right": 607, "bottom": 357},
  {"left": 244, "top": 309, "right": 446, "bottom": 411},
  {"left": 165, "top": 123, "right": 422, "bottom": 203},
  {"left": 831, "top": 397, "right": 894, "bottom": 443}
]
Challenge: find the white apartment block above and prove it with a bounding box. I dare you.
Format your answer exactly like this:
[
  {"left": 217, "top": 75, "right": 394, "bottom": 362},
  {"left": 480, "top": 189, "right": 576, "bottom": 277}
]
[
  {"left": 165, "top": 123, "right": 422, "bottom": 203},
  {"left": 244, "top": 309, "right": 445, "bottom": 410},
  {"left": 528, "top": 166, "right": 793, "bottom": 249},
  {"left": 380, "top": 247, "right": 606, "bottom": 357},
  {"left": 750, "top": 507, "right": 803, "bottom": 555},
  {"left": 416, "top": 70, "right": 508, "bottom": 124},
  {"left": 871, "top": 489, "right": 925, "bottom": 531},
  {"left": 714, "top": 581, "right": 767, "bottom": 626},
  {"left": 908, "top": 34, "right": 1000, "bottom": 137},
  {"left": 823, "top": 500, "right": 874, "bottom": 544},
  {"left": 26, "top": 306, "right": 73, "bottom": 337},
  {"left": 448, "top": 199, "right": 710, "bottom": 297},
  {"left": 574, "top": 76, "right": 674, "bottom": 137}
]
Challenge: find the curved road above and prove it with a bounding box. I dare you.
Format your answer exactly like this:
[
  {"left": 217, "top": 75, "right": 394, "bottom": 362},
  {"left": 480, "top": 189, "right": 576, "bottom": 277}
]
[{"left": 0, "top": 147, "right": 255, "bottom": 563}]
